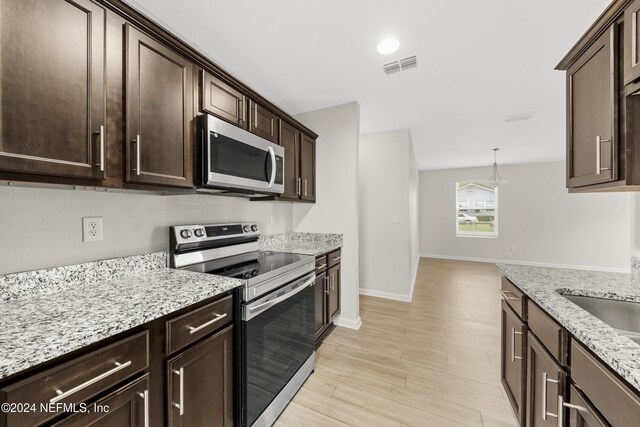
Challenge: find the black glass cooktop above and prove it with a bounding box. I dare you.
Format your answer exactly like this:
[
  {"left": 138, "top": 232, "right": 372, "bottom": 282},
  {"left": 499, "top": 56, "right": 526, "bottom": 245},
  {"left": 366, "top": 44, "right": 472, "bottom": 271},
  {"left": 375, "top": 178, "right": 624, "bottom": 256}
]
[{"left": 184, "top": 251, "right": 313, "bottom": 283}]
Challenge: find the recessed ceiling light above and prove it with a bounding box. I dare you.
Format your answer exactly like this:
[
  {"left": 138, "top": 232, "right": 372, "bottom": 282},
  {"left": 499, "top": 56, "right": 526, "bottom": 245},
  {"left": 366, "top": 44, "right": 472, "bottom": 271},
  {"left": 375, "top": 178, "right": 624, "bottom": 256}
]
[{"left": 377, "top": 38, "right": 400, "bottom": 55}]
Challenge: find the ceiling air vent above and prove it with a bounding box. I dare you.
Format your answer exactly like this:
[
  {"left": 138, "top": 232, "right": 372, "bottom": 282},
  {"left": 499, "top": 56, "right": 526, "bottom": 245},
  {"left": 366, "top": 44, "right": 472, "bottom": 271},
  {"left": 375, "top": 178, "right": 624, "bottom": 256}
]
[{"left": 383, "top": 55, "right": 418, "bottom": 75}]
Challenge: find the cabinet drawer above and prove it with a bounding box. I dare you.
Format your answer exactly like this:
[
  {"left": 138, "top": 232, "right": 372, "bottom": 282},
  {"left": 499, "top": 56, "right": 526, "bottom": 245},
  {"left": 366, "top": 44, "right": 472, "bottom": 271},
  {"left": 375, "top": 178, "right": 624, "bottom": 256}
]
[
  {"left": 571, "top": 339, "right": 640, "bottom": 426},
  {"left": 0, "top": 331, "right": 148, "bottom": 427},
  {"left": 501, "top": 277, "right": 526, "bottom": 320},
  {"left": 328, "top": 249, "right": 342, "bottom": 267},
  {"left": 167, "top": 295, "right": 233, "bottom": 354},
  {"left": 53, "top": 374, "right": 149, "bottom": 426},
  {"left": 315, "top": 255, "right": 328, "bottom": 273},
  {"left": 528, "top": 301, "right": 563, "bottom": 364}
]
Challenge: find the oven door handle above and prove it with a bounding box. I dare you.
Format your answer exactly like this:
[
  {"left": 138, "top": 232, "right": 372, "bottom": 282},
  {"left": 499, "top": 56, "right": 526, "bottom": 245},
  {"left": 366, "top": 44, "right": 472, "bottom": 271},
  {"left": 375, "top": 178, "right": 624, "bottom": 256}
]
[
  {"left": 244, "top": 275, "right": 315, "bottom": 320},
  {"left": 267, "top": 146, "right": 276, "bottom": 188}
]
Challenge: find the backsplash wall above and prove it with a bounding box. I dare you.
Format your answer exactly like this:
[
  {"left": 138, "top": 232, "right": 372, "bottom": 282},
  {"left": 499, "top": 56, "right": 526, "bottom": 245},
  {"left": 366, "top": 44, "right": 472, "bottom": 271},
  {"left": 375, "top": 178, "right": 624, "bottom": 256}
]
[{"left": 0, "top": 186, "right": 293, "bottom": 275}]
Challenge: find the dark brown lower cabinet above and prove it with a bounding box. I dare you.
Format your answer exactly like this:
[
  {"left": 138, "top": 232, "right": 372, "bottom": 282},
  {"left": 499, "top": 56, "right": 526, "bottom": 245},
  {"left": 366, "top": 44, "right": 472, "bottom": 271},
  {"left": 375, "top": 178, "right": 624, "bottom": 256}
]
[
  {"left": 314, "top": 271, "right": 328, "bottom": 341},
  {"left": 501, "top": 301, "right": 526, "bottom": 425},
  {"left": 53, "top": 375, "right": 149, "bottom": 426},
  {"left": 526, "top": 332, "right": 565, "bottom": 427},
  {"left": 327, "top": 263, "right": 340, "bottom": 319},
  {"left": 168, "top": 326, "right": 234, "bottom": 427}
]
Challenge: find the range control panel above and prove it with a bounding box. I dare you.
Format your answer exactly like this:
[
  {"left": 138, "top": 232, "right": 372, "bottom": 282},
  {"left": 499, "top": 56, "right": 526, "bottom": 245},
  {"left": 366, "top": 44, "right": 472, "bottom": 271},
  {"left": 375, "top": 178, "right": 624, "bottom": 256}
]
[{"left": 172, "top": 222, "right": 259, "bottom": 243}]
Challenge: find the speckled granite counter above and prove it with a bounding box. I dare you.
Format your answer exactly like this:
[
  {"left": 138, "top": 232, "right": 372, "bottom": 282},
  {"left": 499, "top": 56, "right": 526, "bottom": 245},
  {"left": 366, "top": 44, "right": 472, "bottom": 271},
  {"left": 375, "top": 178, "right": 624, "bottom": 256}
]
[
  {"left": 259, "top": 232, "right": 342, "bottom": 256},
  {"left": 0, "top": 252, "right": 241, "bottom": 381},
  {"left": 498, "top": 264, "right": 640, "bottom": 392}
]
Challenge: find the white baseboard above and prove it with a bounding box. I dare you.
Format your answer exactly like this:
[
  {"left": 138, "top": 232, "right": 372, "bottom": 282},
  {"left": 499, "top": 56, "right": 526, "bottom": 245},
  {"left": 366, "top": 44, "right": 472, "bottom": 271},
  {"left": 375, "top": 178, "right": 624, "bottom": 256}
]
[
  {"left": 333, "top": 315, "right": 362, "bottom": 330},
  {"left": 419, "top": 253, "right": 630, "bottom": 273},
  {"left": 359, "top": 288, "right": 412, "bottom": 302},
  {"left": 408, "top": 255, "right": 420, "bottom": 302}
]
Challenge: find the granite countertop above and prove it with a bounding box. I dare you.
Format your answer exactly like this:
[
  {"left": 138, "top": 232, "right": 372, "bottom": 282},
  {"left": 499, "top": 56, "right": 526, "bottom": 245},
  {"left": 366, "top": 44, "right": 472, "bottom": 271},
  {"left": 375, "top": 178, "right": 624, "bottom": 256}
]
[
  {"left": 0, "top": 252, "right": 241, "bottom": 381},
  {"left": 259, "top": 232, "right": 342, "bottom": 256},
  {"left": 497, "top": 264, "right": 640, "bottom": 392}
]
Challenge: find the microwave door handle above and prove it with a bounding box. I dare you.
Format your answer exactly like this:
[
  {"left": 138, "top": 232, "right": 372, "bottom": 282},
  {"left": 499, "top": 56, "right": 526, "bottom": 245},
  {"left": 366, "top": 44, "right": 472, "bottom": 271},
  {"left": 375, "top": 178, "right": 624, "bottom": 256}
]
[{"left": 267, "top": 146, "right": 276, "bottom": 188}]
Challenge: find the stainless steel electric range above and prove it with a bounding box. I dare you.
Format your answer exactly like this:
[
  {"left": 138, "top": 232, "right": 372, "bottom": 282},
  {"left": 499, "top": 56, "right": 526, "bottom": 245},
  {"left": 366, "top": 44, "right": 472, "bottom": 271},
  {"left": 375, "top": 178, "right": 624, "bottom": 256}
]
[{"left": 169, "top": 222, "right": 316, "bottom": 427}]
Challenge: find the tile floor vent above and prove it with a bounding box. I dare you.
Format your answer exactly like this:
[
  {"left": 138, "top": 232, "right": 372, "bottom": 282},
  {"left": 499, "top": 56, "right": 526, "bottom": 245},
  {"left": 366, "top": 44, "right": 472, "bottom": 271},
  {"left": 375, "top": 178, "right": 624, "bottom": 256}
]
[{"left": 383, "top": 55, "right": 418, "bottom": 75}]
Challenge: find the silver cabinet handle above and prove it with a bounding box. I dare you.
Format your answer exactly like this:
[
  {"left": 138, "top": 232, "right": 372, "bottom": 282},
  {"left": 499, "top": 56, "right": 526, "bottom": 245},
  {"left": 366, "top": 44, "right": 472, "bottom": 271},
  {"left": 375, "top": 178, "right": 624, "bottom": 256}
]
[
  {"left": 137, "top": 390, "right": 149, "bottom": 427},
  {"left": 297, "top": 177, "right": 301, "bottom": 196},
  {"left": 267, "top": 146, "right": 276, "bottom": 188},
  {"left": 240, "top": 98, "right": 245, "bottom": 123},
  {"left": 253, "top": 103, "right": 258, "bottom": 127},
  {"left": 332, "top": 256, "right": 342, "bottom": 262},
  {"left": 188, "top": 313, "right": 227, "bottom": 334},
  {"left": 542, "top": 372, "right": 560, "bottom": 421},
  {"left": 499, "top": 290, "right": 518, "bottom": 301},
  {"left": 132, "top": 135, "right": 141, "bottom": 176},
  {"left": 303, "top": 178, "right": 308, "bottom": 196},
  {"left": 596, "top": 136, "right": 612, "bottom": 175},
  {"left": 324, "top": 276, "right": 329, "bottom": 295},
  {"left": 511, "top": 327, "right": 523, "bottom": 362},
  {"left": 557, "top": 395, "right": 587, "bottom": 427},
  {"left": 172, "top": 368, "right": 184, "bottom": 416},
  {"left": 634, "top": 11, "right": 639, "bottom": 67},
  {"left": 93, "top": 125, "right": 105, "bottom": 172},
  {"left": 50, "top": 361, "right": 132, "bottom": 403},
  {"left": 316, "top": 263, "right": 327, "bottom": 269}
]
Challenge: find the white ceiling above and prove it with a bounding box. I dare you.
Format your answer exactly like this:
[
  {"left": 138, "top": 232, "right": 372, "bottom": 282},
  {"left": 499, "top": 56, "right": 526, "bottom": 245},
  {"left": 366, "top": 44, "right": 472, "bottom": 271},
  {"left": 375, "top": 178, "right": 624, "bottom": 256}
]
[{"left": 129, "top": 0, "right": 609, "bottom": 170}]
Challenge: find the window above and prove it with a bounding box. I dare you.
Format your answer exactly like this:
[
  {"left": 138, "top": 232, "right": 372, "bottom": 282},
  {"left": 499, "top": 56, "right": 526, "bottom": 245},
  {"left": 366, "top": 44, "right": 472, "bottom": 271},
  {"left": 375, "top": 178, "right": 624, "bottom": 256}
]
[{"left": 456, "top": 181, "right": 498, "bottom": 237}]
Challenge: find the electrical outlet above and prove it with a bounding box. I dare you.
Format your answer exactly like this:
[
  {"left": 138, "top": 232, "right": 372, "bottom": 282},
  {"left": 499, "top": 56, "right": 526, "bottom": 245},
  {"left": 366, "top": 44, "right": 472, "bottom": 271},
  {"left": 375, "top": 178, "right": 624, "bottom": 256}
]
[
  {"left": 511, "top": 245, "right": 518, "bottom": 252},
  {"left": 269, "top": 215, "right": 275, "bottom": 228},
  {"left": 82, "top": 217, "right": 103, "bottom": 242}
]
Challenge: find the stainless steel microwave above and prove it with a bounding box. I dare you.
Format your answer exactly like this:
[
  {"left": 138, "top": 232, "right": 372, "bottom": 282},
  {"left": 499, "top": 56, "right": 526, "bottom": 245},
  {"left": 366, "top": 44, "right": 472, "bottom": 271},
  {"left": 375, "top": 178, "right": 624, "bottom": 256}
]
[{"left": 198, "top": 114, "right": 284, "bottom": 195}]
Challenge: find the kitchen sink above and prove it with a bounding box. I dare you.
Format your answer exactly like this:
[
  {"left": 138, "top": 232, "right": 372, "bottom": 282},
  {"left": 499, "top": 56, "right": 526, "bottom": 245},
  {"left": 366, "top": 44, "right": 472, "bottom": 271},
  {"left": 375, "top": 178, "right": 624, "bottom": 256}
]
[{"left": 562, "top": 294, "right": 640, "bottom": 345}]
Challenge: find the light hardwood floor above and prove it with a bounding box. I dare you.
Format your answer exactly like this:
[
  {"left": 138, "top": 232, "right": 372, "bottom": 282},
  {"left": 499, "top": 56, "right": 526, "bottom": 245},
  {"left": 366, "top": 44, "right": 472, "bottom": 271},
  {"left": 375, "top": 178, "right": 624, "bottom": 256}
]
[{"left": 275, "top": 258, "right": 519, "bottom": 427}]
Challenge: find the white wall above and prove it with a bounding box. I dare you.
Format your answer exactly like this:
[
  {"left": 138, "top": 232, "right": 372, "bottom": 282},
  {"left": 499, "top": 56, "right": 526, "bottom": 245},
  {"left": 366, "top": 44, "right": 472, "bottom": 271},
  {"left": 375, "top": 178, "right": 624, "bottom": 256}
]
[
  {"left": 419, "top": 162, "right": 631, "bottom": 271},
  {"left": 0, "top": 186, "right": 292, "bottom": 275},
  {"left": 293, "top": 102, "right": 361, "bottom": 330},
  {"left": 358, "top": 129, "right": 419, "bottom": 301}
]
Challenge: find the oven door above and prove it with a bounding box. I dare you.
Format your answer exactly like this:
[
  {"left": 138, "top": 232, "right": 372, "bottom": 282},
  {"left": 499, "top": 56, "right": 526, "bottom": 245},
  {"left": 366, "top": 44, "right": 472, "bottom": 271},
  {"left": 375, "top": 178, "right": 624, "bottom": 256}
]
[
  {"left": 241, "top": 272, "right": 315, "bottom": 426},
  {"left": 203, "top": 114, "right": 284, "bottom": 194}
]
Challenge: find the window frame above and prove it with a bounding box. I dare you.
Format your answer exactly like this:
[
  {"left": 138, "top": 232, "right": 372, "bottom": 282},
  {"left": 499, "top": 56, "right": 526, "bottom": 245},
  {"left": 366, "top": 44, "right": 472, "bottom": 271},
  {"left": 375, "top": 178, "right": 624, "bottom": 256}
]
[{"left": 455, "top": 181, "right": 499, "bottom": 238}]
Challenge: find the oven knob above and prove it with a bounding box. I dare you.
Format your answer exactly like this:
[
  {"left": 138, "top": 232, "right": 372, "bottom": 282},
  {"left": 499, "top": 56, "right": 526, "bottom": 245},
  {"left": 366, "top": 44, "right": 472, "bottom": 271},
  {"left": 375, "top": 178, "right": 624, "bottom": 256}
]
[
  {"left": 251, "top": 225, "right": 258, "bottom": 232},
  {"left": 180, "top": 229, "right": 192, "bottom": 239},
  {"left": 243, "top": 225, "right": 251, "bottom": 233},
  {"left": 194, "top": 228, "right": 205, "bottom": 238}
]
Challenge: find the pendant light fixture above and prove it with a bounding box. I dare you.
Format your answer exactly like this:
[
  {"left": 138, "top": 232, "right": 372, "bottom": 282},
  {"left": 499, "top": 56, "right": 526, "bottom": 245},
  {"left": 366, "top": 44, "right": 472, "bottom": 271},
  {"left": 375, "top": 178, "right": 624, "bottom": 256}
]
[{"left": 487, "top": 148, "right": 507, "bottom": 188}]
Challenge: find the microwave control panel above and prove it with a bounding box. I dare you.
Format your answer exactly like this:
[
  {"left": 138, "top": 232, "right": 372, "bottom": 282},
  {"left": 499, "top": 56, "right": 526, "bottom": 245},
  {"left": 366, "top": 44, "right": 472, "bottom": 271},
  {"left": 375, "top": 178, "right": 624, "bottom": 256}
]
[{"left": 275, "top": 156, "right": 283, "bottom": 185}]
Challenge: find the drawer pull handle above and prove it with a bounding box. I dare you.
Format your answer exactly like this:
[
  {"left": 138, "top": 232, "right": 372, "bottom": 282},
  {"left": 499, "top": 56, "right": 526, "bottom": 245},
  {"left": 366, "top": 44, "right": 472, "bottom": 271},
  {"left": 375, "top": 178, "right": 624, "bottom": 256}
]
[
  {"left": 332, "top": 256, "right": 342, "bottom": 262},
  {"left": 542, "top": 372, "right": 560, "bottom": 421},
  {"left": 172, "top": 368, "right": 185, "bottom": 416},
  {"left": 137, "top": 390, "right": 149, "bottom": 427},
  {"left": 511, "top": 327, "right": 523, "bottom": 362},
  {"left": 316, "top": 263, "right": 327, "bottom": 269},
  {"left": 50, "top": 360, "right": 132, "bottom": 403},
  {"left": 499, "top": 289, "right": 518, "bottom": 301},
  {"left": 188, "top": 313, "right": 228, "bottom": 334},
  {"left": 557, "top": 395, "right": 587, "bottom": 427}
]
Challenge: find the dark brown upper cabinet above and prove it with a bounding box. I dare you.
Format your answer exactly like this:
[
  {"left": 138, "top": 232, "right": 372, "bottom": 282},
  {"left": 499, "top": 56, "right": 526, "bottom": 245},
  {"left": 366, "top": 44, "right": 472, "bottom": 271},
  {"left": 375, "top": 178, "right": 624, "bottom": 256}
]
[
  {"left": 249, "top": 100, "right": 279, "bottom": 144},
  {"left": 566, "top": 25, "right": 618, "bottom": 189},
  {"left": 201, "top": 71, "right": 247, "bottom": 129},
  {"left": 279, "top": 121, "right": 301, "bottom": 199},
  {"left": 626, "top": 0, "right": 640, "bottom": 85},
  {"left": 299, "top": 134, "right": 316, "bottom": 202},
  {"left": 126, "top": 25, "right": 194, "bottom": 188},
  {"left": 0, "top": 0, "right": 106, "bottom": 181}
]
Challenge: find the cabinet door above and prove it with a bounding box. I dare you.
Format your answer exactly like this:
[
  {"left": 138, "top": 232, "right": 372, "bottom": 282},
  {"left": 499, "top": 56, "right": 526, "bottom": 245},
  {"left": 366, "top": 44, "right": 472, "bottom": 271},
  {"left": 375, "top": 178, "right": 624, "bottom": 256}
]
[
  {"left": 201, "top": 71, "right": 247, "bottom": 129},
  {"left": 328, "top": 263, "right": 340, "bottom": 319},
  {"left": 248, "top": 100, "right": 279, "bottom": 144},
  {"left": 501, "top": 301, "right": 526, "bottom": 426},
  {"left": 566, "top": 25, "right": 618, "bottom": 188},
  {"left": 526, "top": 332, "right": 565, "bottom": 427},
  {"left": 279, "top": 121, "right": 301, "bottom": 199},
  {"left": 625, "top": 0, "right": 640, "bottom": 84},
  {"left": 53, "top": 375, "right": 149, "bottom": 427},
  {"left": 168, "top": 326, "right": 233, "bottom": 427},
  {"left": 126, "top": 25, "right": 194, "bottom": 188},
  {"left": 0, "top": 0, "right": 106, "bottom": 180},
  {"left": 314, "top": 271, "right": 328, "bottom": 341},
  {"left": 299, "top": 134, "right": 316, "bottom": 202},
  {"left": 566, "top": 385, "right": 608, "bottom": 427}
]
